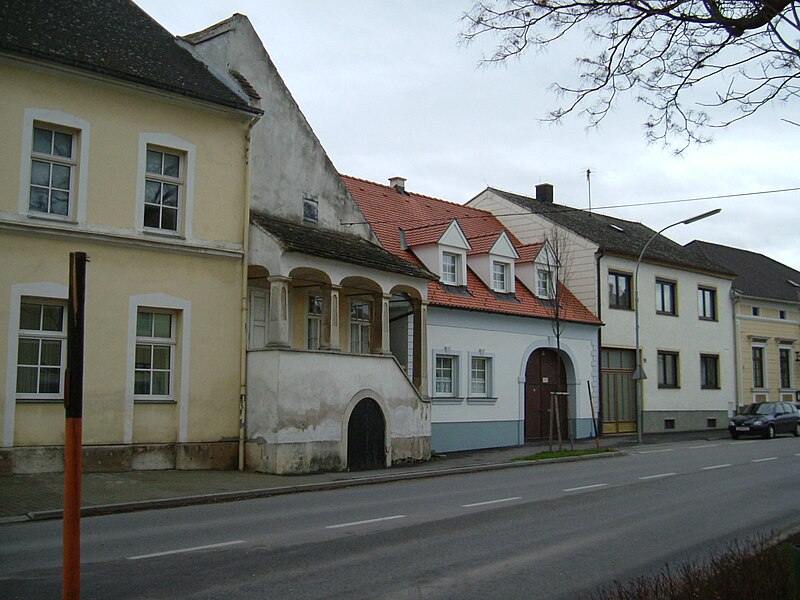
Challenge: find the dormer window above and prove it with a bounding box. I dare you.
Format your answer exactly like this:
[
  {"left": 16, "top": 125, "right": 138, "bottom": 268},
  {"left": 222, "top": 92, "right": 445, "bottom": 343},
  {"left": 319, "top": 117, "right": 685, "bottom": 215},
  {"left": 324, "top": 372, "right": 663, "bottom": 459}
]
[
  {"left": 492, "top": 261, "right": 510, "bottom": 292},
  {"left": 537, "top": 268, "right": 554, "bottom": 298},
  {"left": 442, "top": 252, "right": 459, "bottom": 285}
]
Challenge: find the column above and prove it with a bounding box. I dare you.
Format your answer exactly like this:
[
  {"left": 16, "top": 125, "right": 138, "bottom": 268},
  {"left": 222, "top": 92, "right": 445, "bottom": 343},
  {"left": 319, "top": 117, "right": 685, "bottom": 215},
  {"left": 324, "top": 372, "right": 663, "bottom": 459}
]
[
  {"left": 267, "top": 275, "right": 291, "bottom": 348},
  {"left": 323, "top": 284, "right": 341, "bottom": 352}
]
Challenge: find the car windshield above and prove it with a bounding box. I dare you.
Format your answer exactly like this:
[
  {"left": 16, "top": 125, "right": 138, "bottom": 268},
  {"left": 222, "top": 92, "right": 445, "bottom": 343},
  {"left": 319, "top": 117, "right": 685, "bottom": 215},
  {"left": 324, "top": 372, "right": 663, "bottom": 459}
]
[{"left": 743, "top": 403, "right": 775, "bottom": 415}]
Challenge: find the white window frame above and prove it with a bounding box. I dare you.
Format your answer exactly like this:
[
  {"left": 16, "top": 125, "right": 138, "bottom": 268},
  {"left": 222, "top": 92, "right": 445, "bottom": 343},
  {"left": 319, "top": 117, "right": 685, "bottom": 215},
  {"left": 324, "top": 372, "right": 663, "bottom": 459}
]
[
  {"left": 468, "top": 352, "right": 495, "bottom": 399},
  {"left": 4, "top": 282, "right": 68, "bottom": 447},
  {"left": 441, "top": 252, "right": 459, "bottom": 285},
  {"left": 307, "top": 293, "right": 323, "bottom": 350},
  {"left": 19, "top": 109, "right": 90, "bottom": 224},
  {"left": 134, "top": 309, "right": 176, "bottom": 402},
  {"left": 433, "top": 352, "right": 460, "bottom": 397},
  {"left": 536, "top": 267, "right": 554, "bottom": 299},
  {"left": 125, "top": 293, "right": 191, "bottom": 444},
  {"left": 136, "top": 133, "right": 195, "bottom": 238},
  {"left": 492, "top": 261, "right": 510, "bottom": 292},
  {"left": 349, "top": 299, "right": 372, "bottom": 355},
  {"left": 15, "top": 298, "right": 67, "bottom": 401},
  {"left": 247, "top": 287, "right": 268, "bottom": 349}
]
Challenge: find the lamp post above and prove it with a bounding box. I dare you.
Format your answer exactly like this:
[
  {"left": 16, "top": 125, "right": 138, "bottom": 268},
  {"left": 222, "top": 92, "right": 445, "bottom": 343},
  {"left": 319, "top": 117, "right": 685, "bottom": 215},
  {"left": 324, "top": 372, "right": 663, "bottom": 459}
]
[{"left": 634, "top": 208, "right": 721, "bottom": 443}]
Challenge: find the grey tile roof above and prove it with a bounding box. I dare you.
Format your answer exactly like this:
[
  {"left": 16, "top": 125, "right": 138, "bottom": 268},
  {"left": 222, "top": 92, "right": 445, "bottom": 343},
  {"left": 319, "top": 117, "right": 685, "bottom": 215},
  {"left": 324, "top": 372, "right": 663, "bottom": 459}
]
[
  {"left": 687, "top": 241, "right": 800, "bottom": 302},
  {"left": 488, "top": 187, "right": 730, "bottom": 274},
  {"left": 250, "top": 212, "right": 437, "bottom": 281},
  {"left": 0, "top": 0, "right": 260, "bottom": 115}
]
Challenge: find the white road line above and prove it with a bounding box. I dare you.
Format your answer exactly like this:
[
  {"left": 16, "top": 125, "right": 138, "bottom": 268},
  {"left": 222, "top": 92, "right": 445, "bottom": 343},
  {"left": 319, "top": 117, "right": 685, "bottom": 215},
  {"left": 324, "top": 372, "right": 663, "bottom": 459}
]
[
  {"left": 702, "top": 464, "right": 732, "bottom": 471},
  {"left": 128, "top": 540, "right": 244, "bottom": 561},
  {"left": 326, "top": 515, "right": 406, "bottom": 529},
  {"left": 637, "top": 449, "right": 675, "bottom": 454},
  {"left": 687, "top": 444, "right": 718, "bottom": 449},
  {"left": 752, "top": 457, "right": 777, "bottom": 463},
  {"left": 462, "top": 496, "right": 522, "bottom": 508},
  {"left": 563, "top": 483, "right": 608, "bottom": 492},
  {"left": 639, "top": 472, "right": 677, "bottom": 480}
]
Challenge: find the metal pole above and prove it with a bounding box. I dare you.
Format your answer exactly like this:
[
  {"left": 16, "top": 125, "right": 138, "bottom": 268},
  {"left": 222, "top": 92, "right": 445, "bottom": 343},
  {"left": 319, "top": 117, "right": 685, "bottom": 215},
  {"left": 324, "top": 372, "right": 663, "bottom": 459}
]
[{"left": 64, "top": 252, "right": 87, "bottom": 600}]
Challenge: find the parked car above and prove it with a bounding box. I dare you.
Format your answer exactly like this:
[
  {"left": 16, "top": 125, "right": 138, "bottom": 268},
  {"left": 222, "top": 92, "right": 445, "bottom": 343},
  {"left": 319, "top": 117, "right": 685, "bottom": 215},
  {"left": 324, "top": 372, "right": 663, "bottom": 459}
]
[{"left": 729, "top": 402, "right": 800, "bottom": 439}]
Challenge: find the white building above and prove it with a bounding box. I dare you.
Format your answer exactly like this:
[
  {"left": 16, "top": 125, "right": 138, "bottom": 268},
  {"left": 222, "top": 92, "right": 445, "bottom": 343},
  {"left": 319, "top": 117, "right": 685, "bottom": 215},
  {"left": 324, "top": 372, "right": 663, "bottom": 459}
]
[
  {"left": 347, "top": 176, "right": 601, "bottom": 452},
  {"left": 469, "top": 185, "right": 736, "bottom": 434}
]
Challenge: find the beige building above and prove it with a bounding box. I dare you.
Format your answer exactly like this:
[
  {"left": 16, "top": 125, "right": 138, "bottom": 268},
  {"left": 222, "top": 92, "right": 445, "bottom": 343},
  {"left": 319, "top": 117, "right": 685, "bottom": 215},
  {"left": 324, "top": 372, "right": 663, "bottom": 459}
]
[
  {"left": 0, "top": 1, "right": 260, "bottom": 472},
  {"left": 689, "top": 242, "right": 800, "bottom": 408}
]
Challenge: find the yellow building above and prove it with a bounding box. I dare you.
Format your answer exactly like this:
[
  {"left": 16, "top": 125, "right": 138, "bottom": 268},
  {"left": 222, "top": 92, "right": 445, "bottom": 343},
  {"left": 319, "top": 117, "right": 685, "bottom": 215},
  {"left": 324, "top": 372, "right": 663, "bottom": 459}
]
[
  {"left": 0, "top": 1, "right": 261, "bottom": 472},
  {"left": 689, "top": 242, "right": 800, "bottom": 408}
]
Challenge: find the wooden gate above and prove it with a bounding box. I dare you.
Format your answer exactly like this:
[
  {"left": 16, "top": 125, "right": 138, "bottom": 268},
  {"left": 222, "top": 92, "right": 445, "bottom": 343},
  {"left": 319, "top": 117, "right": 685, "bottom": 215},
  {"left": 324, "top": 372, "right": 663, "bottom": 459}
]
[
  {"left": 524, "top": 348, "right": 568, "bottom": 440},
  {"left": 347, "top": 398, "right": 386, "bottom": 470},
  {"left": 600, "top": 348, "right": 637, "bottom": 434}
]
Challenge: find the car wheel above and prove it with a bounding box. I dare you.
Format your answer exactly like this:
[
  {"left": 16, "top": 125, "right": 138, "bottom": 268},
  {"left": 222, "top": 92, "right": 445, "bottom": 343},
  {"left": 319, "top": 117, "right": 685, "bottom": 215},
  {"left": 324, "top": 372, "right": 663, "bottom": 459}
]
[
  {"left": 730, "top": 431, "right": 739, "bottom": 440},
  {"left": 765, "top": 425, "right": 775, "bottom": 439},
  {"left": 794, "top": 422, "right": 800, "bottom": 437}
]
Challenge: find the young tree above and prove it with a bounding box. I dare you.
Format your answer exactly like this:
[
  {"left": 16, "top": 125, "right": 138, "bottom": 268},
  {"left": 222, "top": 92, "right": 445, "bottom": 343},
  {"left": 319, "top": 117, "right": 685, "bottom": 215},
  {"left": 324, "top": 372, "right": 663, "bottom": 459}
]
[{"left": 461, "top": 0, "right": 800, "bottom": 150}]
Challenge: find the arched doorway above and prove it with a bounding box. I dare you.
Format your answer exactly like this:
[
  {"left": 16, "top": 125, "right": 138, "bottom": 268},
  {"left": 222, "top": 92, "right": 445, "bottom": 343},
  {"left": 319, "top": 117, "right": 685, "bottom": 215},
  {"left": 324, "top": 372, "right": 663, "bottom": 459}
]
[
  {"left": 524, "top": 348, "right": 568, "bottom": 440},
  {"left": 347, "top": 398, "right": 386, "bottom": 470}
]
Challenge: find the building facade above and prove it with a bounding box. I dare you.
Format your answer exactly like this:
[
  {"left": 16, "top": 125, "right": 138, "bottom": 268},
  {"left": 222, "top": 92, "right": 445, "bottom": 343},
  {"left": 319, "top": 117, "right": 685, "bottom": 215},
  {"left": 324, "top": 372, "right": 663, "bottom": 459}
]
[
  {"left": 347, "top": 176, "right": 601, "bottom": 453},
  {"left": 469, "top": 185, "right": 736, "bottom": 435},
  {"left": 1, "top": 0, "right": 259, "bottom": 472}
]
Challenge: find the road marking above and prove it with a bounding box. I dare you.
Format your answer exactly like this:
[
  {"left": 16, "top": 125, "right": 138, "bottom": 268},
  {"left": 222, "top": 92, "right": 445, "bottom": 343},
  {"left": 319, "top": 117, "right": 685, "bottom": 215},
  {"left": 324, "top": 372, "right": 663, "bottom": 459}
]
[
  {"left": 702, "top": 464, "right": 732, "bottom": 471},
  {"left": 639, "top": 472, "right": 677, "bottom": 480},
  {"left": 326, "top": 515, "right": 406, "bottom": 529},
  {"left": 752, "top": 457, "right": 777, "bottom": 463},
  {"left": 563, "top": 483, "right": 608, "bottom": 492},
  {"left": 462, "top": 496, "right": 522, "bottom": 508},
  {"left": 128, "top": 540, "right": 244, "bottom": 560},
  {"left": 637, "top": 449, "right": 675, "bottom": 454},
  {"left": 687, "top": 444, "right": 718, "bottom": 449}
]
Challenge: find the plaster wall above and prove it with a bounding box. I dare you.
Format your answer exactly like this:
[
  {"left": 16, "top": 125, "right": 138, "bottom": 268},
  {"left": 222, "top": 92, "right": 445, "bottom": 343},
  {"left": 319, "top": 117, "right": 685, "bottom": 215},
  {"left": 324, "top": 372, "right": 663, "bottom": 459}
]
[{"left": 427, "top": 306, "right": 599, "bottom": 452}]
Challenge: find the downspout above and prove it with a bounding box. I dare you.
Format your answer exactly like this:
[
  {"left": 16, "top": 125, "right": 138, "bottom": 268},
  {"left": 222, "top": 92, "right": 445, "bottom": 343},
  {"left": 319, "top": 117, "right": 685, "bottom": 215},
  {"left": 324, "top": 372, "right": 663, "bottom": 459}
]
[
  {"left": 732, "top": 290, "right": 742, "bottom": 414},
  {"left": 239, "top": 114, "right": 261, "bottom": 471},
  {"left": 595, "top": 248, "right": 604, "bottom": 435}
]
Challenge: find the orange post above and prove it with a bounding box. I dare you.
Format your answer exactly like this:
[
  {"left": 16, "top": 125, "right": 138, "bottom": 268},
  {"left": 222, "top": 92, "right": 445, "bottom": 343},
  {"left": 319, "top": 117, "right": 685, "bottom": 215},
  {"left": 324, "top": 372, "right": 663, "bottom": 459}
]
[{"left": 63, "top": 252, "right": 87, "bottom": 600}]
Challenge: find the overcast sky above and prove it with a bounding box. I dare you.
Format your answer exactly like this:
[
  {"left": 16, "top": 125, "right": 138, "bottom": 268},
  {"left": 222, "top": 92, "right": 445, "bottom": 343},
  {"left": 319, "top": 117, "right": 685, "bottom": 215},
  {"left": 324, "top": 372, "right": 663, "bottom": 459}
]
[{"left": 136, "top": 1, "right": 800, "bottom": 271}]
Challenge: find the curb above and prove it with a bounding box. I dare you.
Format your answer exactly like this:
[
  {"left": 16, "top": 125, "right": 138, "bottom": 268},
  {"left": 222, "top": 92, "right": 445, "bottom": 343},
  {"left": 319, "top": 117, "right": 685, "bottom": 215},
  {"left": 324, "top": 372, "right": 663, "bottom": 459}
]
[{"left": 19, "top": 450, "right": 625, "bottom": 522}]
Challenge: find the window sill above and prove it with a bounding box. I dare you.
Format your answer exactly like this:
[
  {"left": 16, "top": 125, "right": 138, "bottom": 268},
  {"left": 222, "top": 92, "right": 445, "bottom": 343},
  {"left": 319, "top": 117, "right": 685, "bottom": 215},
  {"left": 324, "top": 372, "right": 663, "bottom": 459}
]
[
  {"left": 698, "top": 317, "right": 718, "bottom": 322},
  {"left": 609, "top": 305, "right": 633, "bottom": 311},
  {"left": 701, "top": 386, "right": 720, "bottom": 390},
  {"left": 16, "top": 398, "right": 63, "bottom": 404},
  {"left": 657, "top": 385, "right": 680, "bottom": 389},
  {"left": 26, "top": 212, "right": 76, "bottom": 224},
  {"left": 134, "top": 398, "right": 177, "bottom": 404},
  {"left": 467, "top": 396, "right": 497, "bottom": 405},
  {"left": 656, "top": 311, "right": 678, "bottom": 317},
  {"left": 142, "top": 227, "right": 184, "bottom": 240},
  {"left": 431, "top": 396, "right": 463, "bottom": 405}
]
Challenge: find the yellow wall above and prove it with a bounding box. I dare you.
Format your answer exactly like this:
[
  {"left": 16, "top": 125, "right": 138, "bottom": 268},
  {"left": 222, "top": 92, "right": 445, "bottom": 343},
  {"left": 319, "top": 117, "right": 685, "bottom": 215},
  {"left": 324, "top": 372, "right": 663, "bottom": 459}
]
[{"left": 1, "top": 61, "right": 249, "bottom": 448}]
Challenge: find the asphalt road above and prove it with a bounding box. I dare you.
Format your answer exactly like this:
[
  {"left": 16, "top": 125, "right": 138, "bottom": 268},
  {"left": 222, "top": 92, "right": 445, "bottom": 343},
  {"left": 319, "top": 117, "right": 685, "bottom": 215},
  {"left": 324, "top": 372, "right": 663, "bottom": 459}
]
[{"left": 2, "top": 437, "right": 799, "bottom": 599}]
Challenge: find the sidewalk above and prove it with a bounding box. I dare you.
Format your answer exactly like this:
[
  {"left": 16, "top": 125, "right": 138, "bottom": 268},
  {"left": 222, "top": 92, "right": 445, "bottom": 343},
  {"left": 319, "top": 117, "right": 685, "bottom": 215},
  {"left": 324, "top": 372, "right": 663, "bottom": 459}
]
[{"left": 0, "top": 431, "right": 723, "bottom": 523}]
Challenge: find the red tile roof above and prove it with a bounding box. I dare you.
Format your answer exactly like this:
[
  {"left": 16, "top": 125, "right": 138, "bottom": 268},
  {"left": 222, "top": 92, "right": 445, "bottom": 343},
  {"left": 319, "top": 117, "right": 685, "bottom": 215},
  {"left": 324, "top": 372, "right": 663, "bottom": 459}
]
[
  {"left": 342, "top": 175, "right": 600, "bottom": 325},
  {"left": 403, "top": 221, "right": 453, "bottom": 248},
  {"left": 516, "top": 243, "right": 544, "bottom": 263}
]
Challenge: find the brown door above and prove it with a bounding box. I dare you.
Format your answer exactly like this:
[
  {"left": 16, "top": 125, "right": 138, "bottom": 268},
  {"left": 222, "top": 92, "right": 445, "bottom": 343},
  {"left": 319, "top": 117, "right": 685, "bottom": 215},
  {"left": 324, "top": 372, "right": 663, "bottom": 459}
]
[{"left": 525, "top": 348, "right": 568, "bottom": 440}]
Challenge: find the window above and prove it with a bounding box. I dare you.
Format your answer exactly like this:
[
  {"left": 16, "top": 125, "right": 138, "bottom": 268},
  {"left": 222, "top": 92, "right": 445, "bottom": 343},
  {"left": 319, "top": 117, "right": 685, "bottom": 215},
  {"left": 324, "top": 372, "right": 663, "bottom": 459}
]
[
  {"left": 350, "top": 300, "right": 371, "bottom": 354},
  {"left": 435, "top": 355, "right": 458, "bottom": 396},
  {"left": 655, "top": 279, "right": 676, "bottom": 315},
  {"left": 608, "top": 271, "right": 632, "bottom": 309},
  {"left": 657, "top": 351, "right": 679, "bottom": 388},
  {"left": 144, "top": 147, "right": 182, "bottom": 232},
  {"left": 492, "top": 261, "right": 509, "bottom": 291},
  {"left": 537, "top": 268, "right": 554, "bottom": 298},
  {"left": 700, "top": 354, "right": 719, "bottom": 389},
  {"left": 307, "top": 295, "right": 323, "bottom": 350},
  {"left": 16, "top": 300, "right": 67, "bottom": 400},
  {"left": 442, "top": 252, "right": 458, "bottom": 285},
  {"left": 752, "top": 346, "right": 765, "bottom": 388},
  {"left": 135, "top": 310, "right": 175, "bottom": 400},
  {"left": 470, "top": 356, "right": 491, "bottom": 397},
  {"left": 779, "top": 310, "right": 787, "bottom": 320},
  {"left": 779, "top": 347, "right": 792, "bottom": 388},
  {"left": 28, "top": 125, "right": 76, "bottom": 217},
  {"left": 698, "top": 287, "right": 717, "bottom": 320},
  {"left": 303, "top": 194, "right": 319, "bottom": 224},
  {"left": 751, "top": 306, "right": 760, "bottom": 316}
]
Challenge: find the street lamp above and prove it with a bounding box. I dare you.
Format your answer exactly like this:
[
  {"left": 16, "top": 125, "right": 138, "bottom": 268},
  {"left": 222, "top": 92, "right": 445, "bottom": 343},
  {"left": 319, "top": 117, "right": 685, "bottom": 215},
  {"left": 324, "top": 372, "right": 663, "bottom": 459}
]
[{"left": 634, "top": 208, "right": 721, "bottom": 443}]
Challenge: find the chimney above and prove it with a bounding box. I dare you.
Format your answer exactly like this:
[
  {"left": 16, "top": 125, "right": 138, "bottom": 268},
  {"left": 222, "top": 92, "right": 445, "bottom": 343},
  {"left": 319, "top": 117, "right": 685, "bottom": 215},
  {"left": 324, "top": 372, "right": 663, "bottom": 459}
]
[
  {"left": 389, "top": 176, "right": 406, "bottom": 193},
  {"left": 536, "top": 183, "right": 554, "bottom": 203}
]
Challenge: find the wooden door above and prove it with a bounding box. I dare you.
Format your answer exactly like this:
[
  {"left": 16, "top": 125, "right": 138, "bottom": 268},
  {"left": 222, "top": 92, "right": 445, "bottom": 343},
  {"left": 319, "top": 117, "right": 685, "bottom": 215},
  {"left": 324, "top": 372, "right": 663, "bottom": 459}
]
[{"left": 525, "top": 348, "right": 567, "bottom": 440}]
